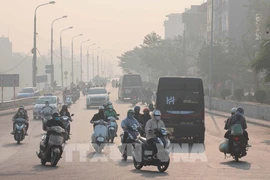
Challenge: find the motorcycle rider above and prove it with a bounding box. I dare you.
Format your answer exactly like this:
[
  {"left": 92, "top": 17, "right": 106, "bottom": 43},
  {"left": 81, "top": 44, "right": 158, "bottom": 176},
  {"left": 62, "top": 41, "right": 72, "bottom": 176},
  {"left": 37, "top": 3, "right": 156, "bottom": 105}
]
[
  {"left": 130, "top": 88, "right": 140, "bottom": 100},
  {"left": 121, "top": 109, "right": 142, "bottom": 159},
  {"left": 42, "top": 113, "right": 65, "bottom": 152},
  {"left": 224, "top": 107, "right": 250, "bottom": 149},
  {"left": 105, "top": 105, "right": 118, "bottom": 137},
  {"left": 134, "top": 106, "right": 143, "bottom": 123},
  {"left": 41, "top": 101, "right": 54, "bottom": 115},
  {"left": 224, "top": 107, "right": 237, "bottom": 135},
  {"left": 142, "top": 108, "right": 151, "bottom": 128},
  {"left": 145, "top": 88, "right": 154, "bottom": 104},
  {"left": 90, "top": 106, "right": 106, "bottom": 128},
  {"left": 145, "top": 109, "right": 166, "bottom": 155},
  {"left": 11, "top": 106, "right": 29, "bottom": 135},
  {"left": 59, "top": 105, "right": 72, "bottom": 138}
]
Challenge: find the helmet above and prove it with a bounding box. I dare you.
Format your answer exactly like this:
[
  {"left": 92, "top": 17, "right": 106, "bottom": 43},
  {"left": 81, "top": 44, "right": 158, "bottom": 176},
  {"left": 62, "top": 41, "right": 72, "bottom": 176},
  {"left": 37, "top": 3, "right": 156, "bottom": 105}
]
[
  {"left": 153, "top": 109, "right": 161, "bottom": 121},
  {"left": 99, "top": 106, "right": 104, "bottom": 110},
  {"left": 19, "top": 105, "right": 24, "bottom": 110},
  {"left": 107, "top": 102, "right": 112, "bottom": 106},
  {"left": 231, "top": 107, "right": 237, "bottom": 115},
  {"left": 127, "top": 109, "right": 135, "bottom": 118},
  {"left": 143, "top": 108, "right": 150, "bottom": 113},
  {"left": 134, "top": 106, "right": 140, "bottom": 112},
  {"left": 236, "top": 107, "right": 244, "bottom": 115}
]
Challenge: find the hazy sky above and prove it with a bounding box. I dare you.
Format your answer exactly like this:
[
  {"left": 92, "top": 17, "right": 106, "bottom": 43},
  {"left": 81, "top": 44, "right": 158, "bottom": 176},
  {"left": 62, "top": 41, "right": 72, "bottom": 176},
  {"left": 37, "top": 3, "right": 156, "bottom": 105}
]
[{"left": 0, "top": 0, "right": 204, "bottom": 60}]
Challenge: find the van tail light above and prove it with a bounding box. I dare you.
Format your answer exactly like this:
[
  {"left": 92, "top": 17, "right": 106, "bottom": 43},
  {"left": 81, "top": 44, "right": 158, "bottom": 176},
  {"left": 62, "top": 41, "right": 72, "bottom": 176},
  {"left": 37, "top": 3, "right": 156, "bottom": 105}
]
[{"left": 233, "top": 137, "right": 240, "bottom": 142}]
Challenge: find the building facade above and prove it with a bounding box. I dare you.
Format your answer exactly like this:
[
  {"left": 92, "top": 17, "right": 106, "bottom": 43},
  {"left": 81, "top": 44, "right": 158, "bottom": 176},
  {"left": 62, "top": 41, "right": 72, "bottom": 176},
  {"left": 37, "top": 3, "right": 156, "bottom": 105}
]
[{"left": 164, "top": 13, "right": 184, "bottom": 39}]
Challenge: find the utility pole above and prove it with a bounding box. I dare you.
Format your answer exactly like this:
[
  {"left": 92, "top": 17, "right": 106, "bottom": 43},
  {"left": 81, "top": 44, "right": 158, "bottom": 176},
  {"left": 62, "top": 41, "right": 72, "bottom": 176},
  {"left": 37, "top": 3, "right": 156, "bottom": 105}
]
[{"left": 209, "top": 0, "right": 214, "bottom": 110}]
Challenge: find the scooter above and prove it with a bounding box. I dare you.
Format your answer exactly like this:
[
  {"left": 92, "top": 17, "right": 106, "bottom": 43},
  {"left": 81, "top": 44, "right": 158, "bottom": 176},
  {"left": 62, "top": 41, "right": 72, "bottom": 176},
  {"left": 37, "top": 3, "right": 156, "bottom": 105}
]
[
  {"left": 61, "top": 114, "right": 74, "bottom": 141},
  {"left": 91, "top": 119, "right": 109, "bottom": 153},
  {"left": 13, "top": 118, "right": 26, "bottom": 144},
  {"left": 36, "top": 126, "right": 65, "bottom": 167},
  {"left": 107, "top": 117, "right": 118, "bottom": 143},
  {"left": 120, "top": 124, "right": 141, "bottom": 161},
  {"left": 133, "top": 128, "right": 171, "bottom": 172}
]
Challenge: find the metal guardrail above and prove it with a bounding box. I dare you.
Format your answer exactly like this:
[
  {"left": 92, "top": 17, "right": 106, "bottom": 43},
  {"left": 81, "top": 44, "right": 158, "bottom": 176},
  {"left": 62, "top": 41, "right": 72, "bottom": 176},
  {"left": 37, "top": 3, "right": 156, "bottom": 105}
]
[{"left": 0, "top": 92, "right": 62, "bottom": 111}]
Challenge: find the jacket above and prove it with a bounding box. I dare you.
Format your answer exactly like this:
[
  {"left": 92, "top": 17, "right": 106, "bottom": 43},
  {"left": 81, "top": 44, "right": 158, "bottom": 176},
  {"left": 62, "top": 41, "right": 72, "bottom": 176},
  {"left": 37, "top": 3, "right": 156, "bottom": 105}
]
[
  {"left": 134, "top": 113, "right": 143, "bottom": 124},
  {"left": 105, "top": 110, "right": 117, "bottom": 118},
  {"left": 91, "top": 112, "right": 105, "bottom": 123},
  {"left": 59, "top": 110, "right": 71, "bottom": 117},
  {"left": 141, "top": 114, "right": 151, "bottom": 127},
  {"left": 41, "top": 106, "right": 54, "bottom": 115},
  {"left": 226, "top": 112, "right": 247, "bottom": 130},
  {"left": 13, "top": 112, "right": 29, "bottom": 122},
  {"left": 121, "top": 117, "right": 140, "bottom": 139},
  {"left": 145, "top": 118, "right": 165, "bottom": 140},
  {"left": 46, "top": 119, "right": 65, "bottom": 129}
]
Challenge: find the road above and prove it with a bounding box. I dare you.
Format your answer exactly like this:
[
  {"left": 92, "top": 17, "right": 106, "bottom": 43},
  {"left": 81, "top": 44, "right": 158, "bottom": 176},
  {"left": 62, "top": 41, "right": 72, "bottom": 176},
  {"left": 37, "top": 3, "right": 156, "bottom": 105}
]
[{"left": 1, "top": 85, "right": 270, "bottom": 180}]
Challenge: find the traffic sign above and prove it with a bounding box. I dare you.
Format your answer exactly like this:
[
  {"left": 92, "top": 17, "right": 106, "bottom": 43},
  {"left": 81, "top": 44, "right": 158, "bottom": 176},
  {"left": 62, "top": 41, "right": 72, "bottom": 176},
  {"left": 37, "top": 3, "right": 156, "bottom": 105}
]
[{"left": 45, "top": 65, "right": 53, "bottom": 74}]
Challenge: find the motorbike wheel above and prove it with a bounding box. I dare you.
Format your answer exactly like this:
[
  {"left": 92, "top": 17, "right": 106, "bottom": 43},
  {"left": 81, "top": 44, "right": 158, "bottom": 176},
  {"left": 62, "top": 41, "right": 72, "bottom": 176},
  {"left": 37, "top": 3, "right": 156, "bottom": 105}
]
[
  {"left": 51, "top": 148, "right": 60, "bottom": 167},
  {"left": 133, "top": 157, "right": 143, "bottom": 170},
  {"left": 41, "top": 159, "right": 46, "bottom": 165},
  {"left": 157, "top": 157, "right": 170, "bottom": 172}
]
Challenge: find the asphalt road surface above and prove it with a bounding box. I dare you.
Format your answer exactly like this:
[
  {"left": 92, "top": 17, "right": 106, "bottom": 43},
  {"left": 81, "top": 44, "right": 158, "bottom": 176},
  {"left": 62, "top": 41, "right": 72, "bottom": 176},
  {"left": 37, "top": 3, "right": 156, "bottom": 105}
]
[{"left": 1, "top": 85, "right": 270, "bottom": 180}]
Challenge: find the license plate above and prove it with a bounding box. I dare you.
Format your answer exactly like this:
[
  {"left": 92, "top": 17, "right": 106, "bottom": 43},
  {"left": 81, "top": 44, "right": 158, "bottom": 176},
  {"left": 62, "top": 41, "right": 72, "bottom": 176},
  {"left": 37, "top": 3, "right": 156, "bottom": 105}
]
[
  {"left": 17, "top": 131, "right": 21, "bottom": 133},
  {"left": 167, "top": 128, "right": 174, "bottom": 133}
]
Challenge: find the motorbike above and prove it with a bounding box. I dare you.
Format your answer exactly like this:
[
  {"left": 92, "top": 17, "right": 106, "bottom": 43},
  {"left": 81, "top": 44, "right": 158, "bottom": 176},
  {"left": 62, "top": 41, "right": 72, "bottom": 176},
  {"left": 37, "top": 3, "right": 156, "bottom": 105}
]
[
  {"left": 13, "top": 118, "right": 26, "bottom": 144},
  {"left": 132, "top": 128, "right": 171, "bottom": 172},
  {"left": 120, "top": 124, "right": 142, "bottom": 161},
  {"left": 61, "top": 114, "right": 74, "bottom": 141},
  {"left": 131, "top": 96, "right": 139, "bottom": 106},
  {"left": 41, "top": 112, "right": 52, "bottom": 131},
  {"left": 66, "top": 95, "right": 73, "bottom": 107},
  {"left": 106, "top": 115, "right": 119, "bottom": 143},
  {"left": 91, "top": 119, "right": 109, "bottom": 153},
  {"left": 228, "top": 124, "right": 248, "bottom": 162},
  {"left": 36, "top": 126, "right": 65, "bottom": 167}
]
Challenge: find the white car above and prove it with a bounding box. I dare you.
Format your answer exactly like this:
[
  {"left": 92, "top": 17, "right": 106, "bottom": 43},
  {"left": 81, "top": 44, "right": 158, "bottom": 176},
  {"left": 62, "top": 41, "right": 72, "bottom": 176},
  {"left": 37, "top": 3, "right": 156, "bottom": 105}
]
[
  {"left": 86, "top": 88, "right": 110, "bottom": 109},
  {"left": 33, "top": 95, "right": 62, "bottom": 120}
]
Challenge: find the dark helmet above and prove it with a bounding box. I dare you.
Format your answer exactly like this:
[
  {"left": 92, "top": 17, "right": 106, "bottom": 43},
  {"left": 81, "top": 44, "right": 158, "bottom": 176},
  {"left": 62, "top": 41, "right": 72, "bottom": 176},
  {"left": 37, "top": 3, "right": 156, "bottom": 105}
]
[
  {"left": 236, "top": 107, "right": 244, "bottom": 115},
  {"left": 134, "top": 106, "right": 140, "bottom": 112},
  {"left": 52, "top": 112, "right": 60, "bottom": 119}
]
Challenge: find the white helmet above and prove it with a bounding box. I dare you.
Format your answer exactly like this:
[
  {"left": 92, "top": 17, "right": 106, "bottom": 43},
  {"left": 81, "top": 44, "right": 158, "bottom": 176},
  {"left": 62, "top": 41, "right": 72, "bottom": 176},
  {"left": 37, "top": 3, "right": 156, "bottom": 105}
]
[
  {"left": 231, "top": 107, "right": 237, "bottom": 115},
  {"left": 153, "top": 109, "right": 161, "bottom": 120},
  {"left": 99, "top": 106, "right": 104, "bottom": 110}
]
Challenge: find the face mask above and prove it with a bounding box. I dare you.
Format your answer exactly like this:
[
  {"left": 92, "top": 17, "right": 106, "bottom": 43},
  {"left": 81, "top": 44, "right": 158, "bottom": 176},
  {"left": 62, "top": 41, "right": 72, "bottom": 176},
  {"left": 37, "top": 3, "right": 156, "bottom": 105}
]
[
  {"left": 55, "top": 117, "right": 60, "bottom": 121},
  {"left": 128, "top": 114, "right": 134, "bottom": 119},
  {"left": 155, "top": 116, "right": 161, "bottom": 121},
  {"left": 19, "top": 110, "right": 24, "bottom": 114},
  {"left": 109, "top": 109, "right": 113, "bottom": 112},
  {"left": 46, "top": 104, "right": 49, "bottom": 106}
]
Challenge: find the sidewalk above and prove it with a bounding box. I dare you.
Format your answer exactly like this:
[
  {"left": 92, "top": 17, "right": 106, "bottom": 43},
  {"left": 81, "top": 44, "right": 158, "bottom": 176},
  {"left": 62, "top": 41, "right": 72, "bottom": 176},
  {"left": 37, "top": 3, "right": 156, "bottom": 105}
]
[
  {"left": 0, "top": 105, "right": 33, "bottom": 117},
  {"left": 206, "top": 109, "right": 270, "bottom": 128}
]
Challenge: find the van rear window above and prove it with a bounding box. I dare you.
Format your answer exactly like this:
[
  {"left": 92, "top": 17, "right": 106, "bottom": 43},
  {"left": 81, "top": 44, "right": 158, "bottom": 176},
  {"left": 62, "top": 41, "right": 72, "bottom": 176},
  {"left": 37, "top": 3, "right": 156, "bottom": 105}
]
[{"left": 123, "top": 75, "right": 142, "bottom": 87}]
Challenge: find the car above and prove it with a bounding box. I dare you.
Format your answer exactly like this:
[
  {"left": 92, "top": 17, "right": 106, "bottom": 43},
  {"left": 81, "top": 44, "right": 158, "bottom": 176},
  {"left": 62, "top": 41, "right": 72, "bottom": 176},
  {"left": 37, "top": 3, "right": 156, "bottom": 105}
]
[
  {"left": 17, "top": 87, "right": 40, "bottom": 99},
  {"left": 33, "top": 95, "right": 62, "bottom": 120},
  {"left": 86, "top": 87, "right": 110, "bottom": 109}
]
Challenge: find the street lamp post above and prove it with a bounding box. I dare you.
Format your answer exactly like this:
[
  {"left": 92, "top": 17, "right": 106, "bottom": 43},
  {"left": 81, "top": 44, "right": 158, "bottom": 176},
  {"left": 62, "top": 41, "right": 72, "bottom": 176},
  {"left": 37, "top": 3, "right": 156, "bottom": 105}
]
[
  {"left": 92, "top": 47, "right": 100, "bottom": 80},
  {"left": 51, "top": 15, "right": 67, "bottom": 85},
  {"left": 32, "top": 1, "right": 55, "bottom": 87},
  {"left": 71, "top": 34, "right": 83, "bottom": 83},
  {"left": 80, "top": 39, "right": 90, "bottom": 82},
  {"left": 209, "top": 0, "right": 214, "bottom": 110},
  {"left": 86, "top": 44, "right": 96, "bottom": 81},
  {"left": 60, "top": 26, "right": 73, "bottom": 88}
]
